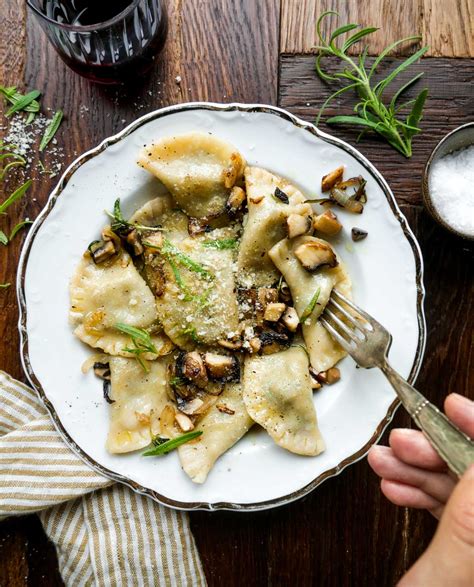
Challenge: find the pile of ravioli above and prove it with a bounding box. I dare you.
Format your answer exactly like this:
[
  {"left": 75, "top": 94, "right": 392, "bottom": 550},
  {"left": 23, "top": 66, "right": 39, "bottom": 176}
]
[{"left": 69, "top": 132, "right": 351, "bottom": 484}]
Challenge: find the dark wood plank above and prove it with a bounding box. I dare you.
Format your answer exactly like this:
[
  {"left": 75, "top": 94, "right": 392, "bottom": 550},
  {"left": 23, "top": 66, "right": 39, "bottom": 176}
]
[
  {"left": 280, "top": 0, "right": 474, "bottom": 57},
  {"left": 0, "top": 1, "right": 280, "bottom": 585},
  {"left": 279, "top": 55, "right": 474, "bottom": 206}
]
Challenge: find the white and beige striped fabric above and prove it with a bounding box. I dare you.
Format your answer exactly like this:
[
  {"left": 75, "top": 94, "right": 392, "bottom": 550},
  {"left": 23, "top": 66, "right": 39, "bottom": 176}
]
[{"left": 0, "top": 370, "right": 206, "bottom": 586}]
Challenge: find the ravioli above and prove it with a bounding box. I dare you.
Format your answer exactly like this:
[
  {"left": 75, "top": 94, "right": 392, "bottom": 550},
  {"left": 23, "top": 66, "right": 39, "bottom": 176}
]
[
  {"left": 70, "top": 251, "right": 170, "bottom": 358},
  {"left": 137, "top": 132, "right": 246, "bottom": 218},
  {"left": 237, "top": 167, "right": 313, "bottom": 287},
  {"left": 178, "top": 382, "right": 253, "bottom": 483},
  {"left": 269, "top": 235, "right": 352, "bottom": 373},
  {"left": 106, "top": 357, "right": 171, "bottom": 453},
  {"left": 130, "top": 194, "right": 189, "bottom": 243},
  {"left": 151, "top": 230, "right": 240, "bottom": 348},
  {"left": 243, "top": 346, "right": 325, "bottom": 456}
]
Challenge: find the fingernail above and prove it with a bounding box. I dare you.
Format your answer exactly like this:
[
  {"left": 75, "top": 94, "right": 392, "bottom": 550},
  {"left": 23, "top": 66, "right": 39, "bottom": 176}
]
[{"left": 448, "top": 393, "right": 474, "bottom": 408}]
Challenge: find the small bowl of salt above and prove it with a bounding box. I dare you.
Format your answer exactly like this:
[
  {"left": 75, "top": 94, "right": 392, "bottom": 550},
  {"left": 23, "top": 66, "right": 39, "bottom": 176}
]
[{"left": 422, "top": 122, "right": 474, "bottom": 240}]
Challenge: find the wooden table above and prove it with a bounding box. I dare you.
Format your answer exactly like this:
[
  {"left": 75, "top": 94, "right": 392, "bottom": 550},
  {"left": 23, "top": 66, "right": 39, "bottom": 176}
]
[{"left": 0, "top": 0, "right": 472, "bottom": 584}]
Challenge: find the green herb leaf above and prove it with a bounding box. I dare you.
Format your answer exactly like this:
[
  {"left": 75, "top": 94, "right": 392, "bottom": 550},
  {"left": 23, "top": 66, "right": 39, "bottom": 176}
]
[
  {"left": 0, "top": 230, "right": 8, "bottom": 245},
  {"left": 0, "top": 283, "right": 11, "bottom": 289},
  {"left": 5, "top": 90, "right": 41, "bottom": 117},
  {"left": 0, "top": 86, "right": 40, "bottom": 114},
  {"left": 142, "top": 431, "right": 203, "bottom": 456},
  {"left": 0, "top": 143, "right": 26, "bottom": 180},
  {"left": 202, "top": 238, "right": 238, "bottom": 250},
  {"left": 0, "top": 179, "right": 32, "bottom": 215},
  {"left": 299, "top": 287, "right": 321, "bottom": 323},
  {"left": 405, "top": 88, "right": 428, "bottom": 139},
  {"left": 313, "top": 12, "right": 428, "bottom": 158},
  {"left": 341, "top": 27, "right": 378, "bottom": 53},
  {"left": 39, "top": 110, "right": 63, "bottom": 152},
  {"left": 114, "top": 323, "right": 158, "bottom": 371},
  {"left": 9, "top": 219, "right": 33, "bottom": 240},
  {"left": 162, "top": 239, "right": 213, "bottom": 280}
]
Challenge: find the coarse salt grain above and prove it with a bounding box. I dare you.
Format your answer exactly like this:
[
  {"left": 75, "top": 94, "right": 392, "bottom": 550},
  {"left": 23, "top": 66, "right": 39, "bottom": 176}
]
[{"left": 429, "top": 144, "right": 474, "bottom": 237}]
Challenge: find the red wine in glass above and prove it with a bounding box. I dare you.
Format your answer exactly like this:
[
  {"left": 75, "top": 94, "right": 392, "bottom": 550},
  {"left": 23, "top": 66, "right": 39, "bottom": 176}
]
[{"left": 27, "top": 0, "right": 168, "bottom": 84}]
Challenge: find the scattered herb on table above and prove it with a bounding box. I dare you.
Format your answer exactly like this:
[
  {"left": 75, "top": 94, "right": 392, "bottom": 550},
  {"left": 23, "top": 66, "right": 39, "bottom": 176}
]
[
  {"left": 0, "top": 86, "right": 41, "bottom": 122},
  {"left": 142, "top": 431, "right": 203, "bottom": 456},
  {"left": 0, "top": 231, "right": 8, "bottom": 246},
  {"left": 299, "top": 287, "right": 321, "bottom": 323},
  {"left": 314, "top": 11, "right": 429, "bottom": 158},
  {"left": 0, "top": 142, "right": 26, "bottom": 180},
  {"left": 0, "top": 283, "right": 11, "bottom": 289},
  {"left": 114, "top": 323, "right": 158, "bottom": 371},
  {"left": 0, "top": 179, "right": 32, "bottom": 215},
  {"left": 39, "top": 109, "right": 63, "bottom": 152}
]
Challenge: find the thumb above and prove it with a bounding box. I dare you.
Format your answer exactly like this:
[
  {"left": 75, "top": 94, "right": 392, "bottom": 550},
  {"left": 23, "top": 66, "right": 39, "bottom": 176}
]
[
  {"left": 398, "top": 464, "right": 474, "bottom": 587},
  {"left": 426, "top": 464, "right": 474, "bottom": 585}
]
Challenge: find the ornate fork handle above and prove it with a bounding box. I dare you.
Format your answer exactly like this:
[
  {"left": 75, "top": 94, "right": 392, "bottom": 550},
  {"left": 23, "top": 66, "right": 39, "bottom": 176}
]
[{"left": 382, "top": 362, "right": 474, "bottom": 477}]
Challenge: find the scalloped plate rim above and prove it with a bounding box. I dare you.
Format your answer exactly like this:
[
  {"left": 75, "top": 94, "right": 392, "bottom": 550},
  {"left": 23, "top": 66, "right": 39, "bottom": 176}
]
[{"left": 17, "top": 102, "right": 426, "bottom": 512}]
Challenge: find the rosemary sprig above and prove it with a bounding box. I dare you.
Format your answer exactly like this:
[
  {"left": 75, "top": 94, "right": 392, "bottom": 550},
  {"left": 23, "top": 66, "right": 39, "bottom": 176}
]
[
  {"left": 314, "top": 11, "right": 428, "bottom": 158},
  {"left": 299, "top": 287, "right": 321, "bottom": 323},
  {"left": 114, "top": 323, "right": 158, "bottom": 371},
  {"left": 39, "top": 110, "right": 63, "bottom": 152},
  {"left": 142, "top": 431, "right": 203, "bottom": 456}
]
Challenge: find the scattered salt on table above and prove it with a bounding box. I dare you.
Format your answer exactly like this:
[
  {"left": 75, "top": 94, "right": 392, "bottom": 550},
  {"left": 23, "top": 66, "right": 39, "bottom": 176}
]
[{"left": 429, "top": 145, "right": 474, "bottom": 237}]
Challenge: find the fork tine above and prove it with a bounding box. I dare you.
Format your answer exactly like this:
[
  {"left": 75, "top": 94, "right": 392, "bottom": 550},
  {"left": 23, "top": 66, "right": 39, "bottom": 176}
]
[
  {"left": 327, "top": 297, "right": 370, "bottom": 332},
  {"left": 320, "top": 317, "right": 353, "bottom": 353},
  {"left": 331, "top": 289, "right": 383, "bottom": 328},
  {"left": 323, "top": 307, "right": 362, "bottom": 343}
]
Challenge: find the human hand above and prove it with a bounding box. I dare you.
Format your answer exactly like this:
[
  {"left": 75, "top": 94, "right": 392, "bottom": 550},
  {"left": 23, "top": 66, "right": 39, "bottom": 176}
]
[
  {"left": 368, "top": 393, "right": 474, "bottom": 586},
  {"left": 368, "top": 393, "right": 474, "bottom": 519}
]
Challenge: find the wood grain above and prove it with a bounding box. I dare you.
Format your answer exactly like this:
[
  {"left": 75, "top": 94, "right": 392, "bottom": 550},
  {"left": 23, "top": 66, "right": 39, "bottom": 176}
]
[
  {"left": 0, "top": 0, "right": 280, "bottom": 585},
  {"left": 0, "top": 0, "right": 473, "bottom": 586},
  {"left": 280, "top": 0, "right": 474, "bottom": 57},
  {"left": 279, "top": 55, "right": 474, "bottom": 206}
]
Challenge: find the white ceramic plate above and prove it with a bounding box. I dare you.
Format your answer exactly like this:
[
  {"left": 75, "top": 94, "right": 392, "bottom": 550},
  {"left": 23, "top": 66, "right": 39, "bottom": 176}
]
[{"left": 18, "top": 103, "right": 426, "bottom": 511}]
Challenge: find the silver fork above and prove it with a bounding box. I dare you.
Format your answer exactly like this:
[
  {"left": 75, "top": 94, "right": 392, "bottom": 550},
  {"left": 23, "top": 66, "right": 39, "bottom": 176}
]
[{"left": 321, "top": 289, "right": 474, "bottom": 477}]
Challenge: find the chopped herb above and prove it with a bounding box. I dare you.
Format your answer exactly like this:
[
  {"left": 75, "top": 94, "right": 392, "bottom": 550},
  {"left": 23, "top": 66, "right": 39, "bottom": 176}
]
[
  {"left": 292, "top": 343, "right": 310, "bottom": 358},
  {"left": 0, "top": 179, "right": 32, "bottom": 215},
  {"left": 181, "top": 326, "right": 200, "bottom": 343},
  {"left": 0, "top": 86, "right": 40, "bottom": 117},
  {"left": 162, "top": 239, "right": 213, "bottom": 280},
  {"left": 142, "top": 431, "right": 203, "bottom": 456},
  {"left": 299, "top": 287, "right": 321, "bottom": 323},
  {"left": 5, "top": 90, "right": 41, "bottom": 117},
  {"left": 0, "top": 283, "right": 11, "bottom": 289},
  {"left": 276, "top": 275, "right": 284, "bottom": 292},
  {"left": 107, "top": 198, "right": 164, "bottom": 235},
  {"left": 0, "top": 142, "right": 26, "bottom": 180},
  {"left": 0, "top": 231, "right": 8, "bottom": 246},
  {"left": 273, "top": 187, "right": 290, "bottom": 204},
  {"left": 114, "top": 323, "right": 158, "bottom": 371},
  {"left": 39, "top": 110, "right": 63, "bottom": 152},
  {"left": 314, "top": 11, "right": 428, "bottom": 158},
  {"left": 9, "top": 219, "right": 32, "bottom": 240},
  {"left": 169, "top": 376, "right": 185, "bottom": 387},
  {"left": 202, "top": 237, "right": 238, "bottom": 250}
]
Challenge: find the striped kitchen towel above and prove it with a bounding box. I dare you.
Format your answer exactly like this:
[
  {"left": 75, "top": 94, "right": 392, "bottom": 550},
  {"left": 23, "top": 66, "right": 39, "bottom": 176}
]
[{"left": 0, "top": 370, "right": 206, "bottom": 586}]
